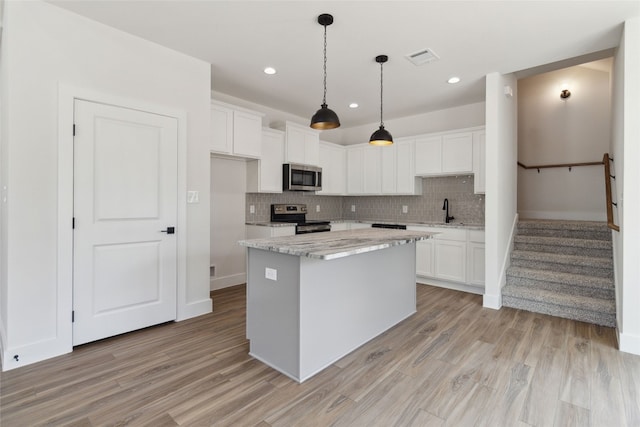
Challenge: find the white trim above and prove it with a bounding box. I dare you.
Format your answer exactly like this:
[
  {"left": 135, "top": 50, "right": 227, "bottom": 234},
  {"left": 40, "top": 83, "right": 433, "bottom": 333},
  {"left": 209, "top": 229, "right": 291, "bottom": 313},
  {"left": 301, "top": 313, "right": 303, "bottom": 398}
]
[
  {"left": 415, "top": 278, "right": 484, "bottom": 296},
  {"left": 210, "top": 273, "right": 246, "bottom": 291},
  {"left": 57, "top": 83, "right": 189, "bottom": 353},
  {"left": 1, "top": 336, "right": 72, "bottom": 372},
  {"left": 483, "top": 213, "right": 518, "bottom": 309},
  {"left": 619, "top": 331, "right": 640, "bottom": 356},
  {"left": 177, "top": 299, "right": 213, "bottom": 322}
]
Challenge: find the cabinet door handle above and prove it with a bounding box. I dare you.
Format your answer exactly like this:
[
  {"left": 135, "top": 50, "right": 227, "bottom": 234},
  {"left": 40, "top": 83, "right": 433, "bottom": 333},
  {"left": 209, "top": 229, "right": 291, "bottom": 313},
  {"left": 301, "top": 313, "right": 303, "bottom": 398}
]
[{"left": 160, "top": 227, "right": 175, "bottom": 234}]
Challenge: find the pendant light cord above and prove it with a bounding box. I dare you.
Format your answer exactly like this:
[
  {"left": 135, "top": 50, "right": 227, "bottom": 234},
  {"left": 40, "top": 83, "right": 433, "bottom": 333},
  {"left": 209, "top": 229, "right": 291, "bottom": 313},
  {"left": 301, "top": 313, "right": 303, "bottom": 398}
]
[
  {"left": 379, "top": 61, "right": 384, "bottom": 127},
  {"left": 322, "top": 24, "right": 327, "bottom": 105}
]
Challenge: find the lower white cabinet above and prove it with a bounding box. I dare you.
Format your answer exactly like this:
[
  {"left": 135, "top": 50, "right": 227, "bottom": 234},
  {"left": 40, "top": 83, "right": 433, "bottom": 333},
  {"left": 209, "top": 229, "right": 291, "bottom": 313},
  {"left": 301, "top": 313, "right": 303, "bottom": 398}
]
[
  {"left": 408, "top": 226, "right": 484, "bottom": 293},
  {"left": 246, "top": 225, "right": 295, "bottom": 239},
  {"left": 330, "top": 222, "right": 349, "bottom": 231},
  {"left": 348, "top": 222, "right": 372, "bottom": 230}
]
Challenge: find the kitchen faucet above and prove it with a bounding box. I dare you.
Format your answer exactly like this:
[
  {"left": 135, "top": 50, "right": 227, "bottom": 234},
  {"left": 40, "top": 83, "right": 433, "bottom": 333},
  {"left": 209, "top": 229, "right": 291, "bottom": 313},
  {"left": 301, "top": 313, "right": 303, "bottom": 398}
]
[{"left": 443, "top": 198, "right": 454, "bottom": 223}]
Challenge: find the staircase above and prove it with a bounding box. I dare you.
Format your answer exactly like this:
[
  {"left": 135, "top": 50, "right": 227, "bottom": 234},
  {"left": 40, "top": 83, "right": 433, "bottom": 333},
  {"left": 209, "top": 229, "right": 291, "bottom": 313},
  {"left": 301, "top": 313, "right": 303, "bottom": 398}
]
[{"left": 502, "top": 219, "right": 616, "bottom": 327}]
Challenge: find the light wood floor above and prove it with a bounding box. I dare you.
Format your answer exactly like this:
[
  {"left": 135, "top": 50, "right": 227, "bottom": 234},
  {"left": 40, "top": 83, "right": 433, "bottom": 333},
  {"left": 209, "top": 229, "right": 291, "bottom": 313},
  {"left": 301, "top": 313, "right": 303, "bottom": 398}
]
[{"left": 2, "top": 284, "right": 639, "bottom": 426}]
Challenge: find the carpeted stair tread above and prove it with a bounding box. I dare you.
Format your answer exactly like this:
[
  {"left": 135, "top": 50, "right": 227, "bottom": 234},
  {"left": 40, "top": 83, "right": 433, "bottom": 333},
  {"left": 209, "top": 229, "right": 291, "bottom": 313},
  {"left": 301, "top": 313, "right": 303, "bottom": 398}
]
[
  {"left": 518, "top": 219, "right": 610, "bottom": 232},
  {"left": 507, "top": 266, "right": 614, "bottom": 290},
  {"left": 511, "top": 250, "right": 613, "bottom": 269},
  {"left": 514, "top": 235, "right": 612, "bottom": 250},
  {"left": 502, "top": 284, "right": 615, "bottom": 315}
]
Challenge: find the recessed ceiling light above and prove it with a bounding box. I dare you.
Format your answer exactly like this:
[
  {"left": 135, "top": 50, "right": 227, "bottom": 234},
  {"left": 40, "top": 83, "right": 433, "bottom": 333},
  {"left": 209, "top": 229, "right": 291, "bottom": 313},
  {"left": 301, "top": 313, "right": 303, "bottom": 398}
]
[
  {"left": 264, "top": 67, "right": 276, "bottom": 75},
  {"left": 349, "top": 103, "right": 359, "bottom": 108},
  {"left": 448, "top": 76, "right": 461, "bottom": 84}
]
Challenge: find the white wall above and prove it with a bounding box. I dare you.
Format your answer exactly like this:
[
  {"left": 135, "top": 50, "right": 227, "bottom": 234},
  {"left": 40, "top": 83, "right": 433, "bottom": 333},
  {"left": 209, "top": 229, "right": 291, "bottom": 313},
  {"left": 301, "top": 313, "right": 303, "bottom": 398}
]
[
  {"left": 484, "top": 72, "right": 518, "bottom": 309},
  {"left": 0, "top": 1, "right": 212, "bottom": 370},
  {"left": 517, "top": 65, "right": 610, "bottom": 220},
  {"left": 338, "top": 102, "right": 486, "bottom": 145},
  {"left": 612, "top": 17, "right": 640, "bottom": 355},
  {"left": 210, "top": 157, "right": 247, "bottom": 290}
]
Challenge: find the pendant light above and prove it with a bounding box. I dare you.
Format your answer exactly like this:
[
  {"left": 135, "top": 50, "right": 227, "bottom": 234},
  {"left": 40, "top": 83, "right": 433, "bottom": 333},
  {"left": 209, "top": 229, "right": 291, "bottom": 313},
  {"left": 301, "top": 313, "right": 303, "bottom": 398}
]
[
  {"left": 369, "top": 55, "right": 393, "bottom": 146},
  {"left": 310, "top": 14, "right": 340, "bottom": 130}
]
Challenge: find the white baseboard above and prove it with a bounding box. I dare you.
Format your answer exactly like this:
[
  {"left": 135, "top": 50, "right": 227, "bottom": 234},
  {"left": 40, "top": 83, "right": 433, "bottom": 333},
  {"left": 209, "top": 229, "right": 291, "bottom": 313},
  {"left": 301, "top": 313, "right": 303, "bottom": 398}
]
[
  {"left": 416, "top": 278, "right": 484, "bottom": 295},
  {"left": 1, "top": 337, "right": 72, "bottom": 372},
  {"left": 177, "top": 298, "right": 212, "bottom": 321},
  {"left": 210, "top": 273, "right": 246, "bottom": 291},
  {"left": 483, "top": 293, "right": 502, "bottom": 309},
  {"left": 619, "top": 331, "right": 640, "bottom": 356}
]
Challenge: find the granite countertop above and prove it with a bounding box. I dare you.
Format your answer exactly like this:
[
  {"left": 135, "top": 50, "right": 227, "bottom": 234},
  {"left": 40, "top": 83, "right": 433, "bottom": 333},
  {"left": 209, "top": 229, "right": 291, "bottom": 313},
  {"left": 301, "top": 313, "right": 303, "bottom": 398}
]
[{"left": 238, "top": 228, "right": 436, "bottom": 261}]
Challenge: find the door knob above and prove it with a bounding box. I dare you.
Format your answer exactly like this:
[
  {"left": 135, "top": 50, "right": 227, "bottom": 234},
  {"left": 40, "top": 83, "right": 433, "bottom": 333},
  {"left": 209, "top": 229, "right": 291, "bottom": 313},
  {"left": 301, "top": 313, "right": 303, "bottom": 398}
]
[{"left": 160, "top": 227, "right": 175, "bottom": 234}]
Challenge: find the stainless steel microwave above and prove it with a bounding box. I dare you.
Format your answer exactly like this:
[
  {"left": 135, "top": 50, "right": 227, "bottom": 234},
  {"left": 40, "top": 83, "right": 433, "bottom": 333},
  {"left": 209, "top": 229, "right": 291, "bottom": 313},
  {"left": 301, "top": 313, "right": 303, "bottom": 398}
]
[{"left": 283, "top": 163, "right": 322, "bottom": 191}]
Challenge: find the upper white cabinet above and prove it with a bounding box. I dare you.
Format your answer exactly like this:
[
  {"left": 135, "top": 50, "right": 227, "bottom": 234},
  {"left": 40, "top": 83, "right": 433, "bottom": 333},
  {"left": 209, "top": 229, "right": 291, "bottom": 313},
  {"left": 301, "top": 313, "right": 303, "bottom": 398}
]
[
  {"left": 210, "top": 100, "right": 264, "bottom": 159},
  {"left": 347, "top": 145, "right": 365, "bottom": 194},
  {"left": 277, "top": 121, "right": 320, "bottom": 166},
  {"left": 472, "top": 130, "right": 486, "bottom": 194},
  {"left": 346, "top": 142, "right": 421, "bottom": 196},
  {"left": 246, "top": 128, "right": 284, "bottom": 193},
  {"left": 395, "top": 139, "right": 423, "bottom": 195},
  {"left": 415, "top": 131, "right": 474, "bottom": 176},
  {"left": 318, "top": 141, "right": 346, "bottom": 195},
  {"left": 415, "top": 136, "right": 442, "bottom": 175}
]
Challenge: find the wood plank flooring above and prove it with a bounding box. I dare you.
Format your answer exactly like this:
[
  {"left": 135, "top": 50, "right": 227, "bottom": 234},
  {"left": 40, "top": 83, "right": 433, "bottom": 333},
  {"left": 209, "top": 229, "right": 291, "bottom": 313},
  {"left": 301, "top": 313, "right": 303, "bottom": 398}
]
[{"left": 1, "top": 284, "right": 639, "bottom": 426}]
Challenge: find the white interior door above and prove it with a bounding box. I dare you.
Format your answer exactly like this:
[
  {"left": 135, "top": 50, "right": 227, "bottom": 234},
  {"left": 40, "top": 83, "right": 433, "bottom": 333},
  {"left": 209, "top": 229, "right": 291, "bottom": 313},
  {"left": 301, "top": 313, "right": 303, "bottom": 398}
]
[{"left": 73, "top": 100, "right": 178, "bottom": 346}]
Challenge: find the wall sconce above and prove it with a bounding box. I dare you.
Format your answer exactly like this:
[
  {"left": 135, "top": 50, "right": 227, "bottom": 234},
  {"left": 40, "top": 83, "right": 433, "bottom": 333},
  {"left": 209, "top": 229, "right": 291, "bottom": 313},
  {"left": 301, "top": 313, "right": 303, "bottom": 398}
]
[{"left": 560, "top": 84, "right": 571, "bottom": 99}]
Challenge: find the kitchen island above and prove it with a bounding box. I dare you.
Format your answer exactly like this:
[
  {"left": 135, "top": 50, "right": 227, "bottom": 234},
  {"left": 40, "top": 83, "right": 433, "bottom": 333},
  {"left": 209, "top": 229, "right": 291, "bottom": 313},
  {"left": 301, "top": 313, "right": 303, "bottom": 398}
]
[{"left": 239, "top": 228, "right": 434, "bottom": 382}]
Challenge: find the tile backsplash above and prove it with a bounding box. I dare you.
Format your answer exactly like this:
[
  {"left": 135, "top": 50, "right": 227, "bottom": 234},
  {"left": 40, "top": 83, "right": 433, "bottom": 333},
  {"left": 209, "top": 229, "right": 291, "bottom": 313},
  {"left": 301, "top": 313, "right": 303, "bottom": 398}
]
[{"left": 247, "top": 175, "right": 484, "bottom": 225}]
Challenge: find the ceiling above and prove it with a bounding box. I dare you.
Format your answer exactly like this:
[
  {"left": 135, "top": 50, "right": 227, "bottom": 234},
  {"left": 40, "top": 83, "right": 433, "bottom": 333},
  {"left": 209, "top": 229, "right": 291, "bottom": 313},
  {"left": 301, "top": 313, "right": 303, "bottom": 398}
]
[{"left": 48, "top": 1, "right": 639, "bottom": 129}]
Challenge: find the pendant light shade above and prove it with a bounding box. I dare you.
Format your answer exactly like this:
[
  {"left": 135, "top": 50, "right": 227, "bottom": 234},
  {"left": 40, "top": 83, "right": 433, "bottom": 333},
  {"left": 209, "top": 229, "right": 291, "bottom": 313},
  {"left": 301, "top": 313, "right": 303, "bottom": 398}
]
[
  {"left": 310, "top": 14, "right": 340, "bottom": 130},
  {"left": 370, "top": 55, "right": 393, "bottom": 146}
]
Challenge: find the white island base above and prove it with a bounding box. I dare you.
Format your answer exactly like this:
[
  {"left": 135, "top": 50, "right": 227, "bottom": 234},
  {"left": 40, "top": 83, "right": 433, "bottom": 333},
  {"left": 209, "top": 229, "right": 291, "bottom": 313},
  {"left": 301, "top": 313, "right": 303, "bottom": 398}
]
[{"left": 246, "top": 242, "right": 417, "bottom": 383}]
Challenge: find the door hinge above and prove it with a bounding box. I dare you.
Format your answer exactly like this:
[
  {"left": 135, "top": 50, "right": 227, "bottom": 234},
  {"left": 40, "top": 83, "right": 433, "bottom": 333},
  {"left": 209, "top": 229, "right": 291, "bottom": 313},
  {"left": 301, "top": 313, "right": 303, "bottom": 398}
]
[
  {"left": 72, "top": 311, "right": 75, "bottom": 322},
  {"left": 73, "top": 124, "right": 76, "bottom": 136},
  {"left": 72, "top": 217, "right": 75, "bottom": 229}
]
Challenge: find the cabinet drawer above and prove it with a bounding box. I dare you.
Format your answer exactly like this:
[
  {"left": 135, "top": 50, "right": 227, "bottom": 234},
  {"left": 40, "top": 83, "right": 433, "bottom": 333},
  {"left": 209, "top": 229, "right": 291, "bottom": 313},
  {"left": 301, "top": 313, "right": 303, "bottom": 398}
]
[
  {"left": 468, "top": 230, "right": 485, "bottom": 243},
  {"left": 434, "top": 228, "right": 467, "bottom": 242}
]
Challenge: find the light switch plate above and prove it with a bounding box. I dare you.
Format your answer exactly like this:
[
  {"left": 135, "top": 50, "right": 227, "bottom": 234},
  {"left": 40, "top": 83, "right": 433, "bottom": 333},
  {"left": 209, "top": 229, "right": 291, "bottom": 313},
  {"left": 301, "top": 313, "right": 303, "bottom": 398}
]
[
  {"left": 402, "top": 205, "right": 408, "bottom": 214},
  {"left": 250, "top": 205, "right": 255, "bottom": 214},
  {"left": 187, "top": 191, "right": 199, "bottom": 204},
  {"left": 351, "top": 205, "right": 356, "bottom": 212},
  {"left": 316, "top": 205, "right": 320, "bottom": 212}
]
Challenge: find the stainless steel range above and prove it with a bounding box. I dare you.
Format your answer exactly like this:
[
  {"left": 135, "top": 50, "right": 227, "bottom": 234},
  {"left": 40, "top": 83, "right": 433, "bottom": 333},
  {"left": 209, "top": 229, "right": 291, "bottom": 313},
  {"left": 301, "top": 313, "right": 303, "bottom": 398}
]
[{"left": 270, "top": 204, "right": 331, "bottom": 234}]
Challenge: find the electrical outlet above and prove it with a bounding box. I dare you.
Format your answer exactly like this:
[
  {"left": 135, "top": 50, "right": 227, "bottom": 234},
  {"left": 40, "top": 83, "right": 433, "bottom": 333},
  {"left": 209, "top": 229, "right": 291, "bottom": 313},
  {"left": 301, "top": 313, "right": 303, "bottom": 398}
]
[
  {"left": 351, "top": 205, "right": 356, "bottom": 212},
  {"left": 402, "top": 205, "right": 408, "bottom": 214},
  {"left": 265, "top": 267, "right": 277, "bottom": 281},
  {"left": 249, "top": 205, "right": 255, "bottom": 214},
  {"left": 316, "top": 205, "right": 320, "bottom": 213}
]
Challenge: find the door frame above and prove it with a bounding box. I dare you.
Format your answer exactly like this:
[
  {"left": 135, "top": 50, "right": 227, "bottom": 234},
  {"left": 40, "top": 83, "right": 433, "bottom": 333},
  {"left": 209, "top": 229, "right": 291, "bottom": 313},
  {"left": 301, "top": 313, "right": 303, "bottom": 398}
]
[{"left": 57, "top": 84, "right": 187, "bottom": 352}]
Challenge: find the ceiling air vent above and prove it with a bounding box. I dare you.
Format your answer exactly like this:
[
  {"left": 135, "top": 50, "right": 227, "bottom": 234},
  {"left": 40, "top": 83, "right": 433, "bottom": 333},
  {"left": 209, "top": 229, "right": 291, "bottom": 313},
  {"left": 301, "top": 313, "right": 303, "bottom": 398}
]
[{"left": 405, "top": 48, "right": 440, "bottom": 66}]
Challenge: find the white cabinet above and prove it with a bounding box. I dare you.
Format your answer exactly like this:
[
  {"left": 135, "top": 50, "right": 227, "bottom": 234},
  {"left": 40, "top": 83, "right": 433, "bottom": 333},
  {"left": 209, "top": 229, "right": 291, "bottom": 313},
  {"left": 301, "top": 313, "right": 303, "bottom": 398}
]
[
  {"left": 467, "top": 230, "right": 485, "bottom": 286},
  {"left": 348, "top": 222, "right": 372, "bottom": 230},
  {"left": 381, "top": 144, "right": 397, "bottom": 194},
  {"left": 246, "top": 128, "right": 284, "bottom": 193},
  {"left": 408, "top": 225, "right": 485, "bottom": 292},
  {"left": 210, "top": 101, "right": 263, "bottom": 158},
  {"left": 396, "top": 139, "right": 423, "bottom": 195},
  {"left": 415, "top": 238, "right": 434, "bottom": 277},
  {"left": 318, "top": 141, "right": 346, "bottom": 195},
  {"left": 472, "top": 130, "right": 486, "bottom": 194},
  {"left": 442, "top": 132, "right": 473, "bottom": 174},
  {"left": 280, "top": 121, "right": 320, "bottom": 166},
  {"left": 434, "top": 228, "right": 467, "bottom": 283},
  {"left": 415, "top": 136, "right": 442, "bottom": 175},
  {"left": 363, "top": 145, "right": 382, "bottom": 194},
  {"left": 347, "top": 145, "right": 365, "bottom": 194},
  {"left": 246, "top": 225, "right": 296, "bottom": 239},
  {"left": 415, "top": 131, "right": 474, "bottom": 176}
]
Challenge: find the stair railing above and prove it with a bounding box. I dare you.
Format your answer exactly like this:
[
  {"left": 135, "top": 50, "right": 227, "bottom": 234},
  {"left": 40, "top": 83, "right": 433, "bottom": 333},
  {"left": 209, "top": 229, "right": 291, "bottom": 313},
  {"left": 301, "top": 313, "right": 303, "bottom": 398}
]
[
  {"left": 517, "top": 155, "right": 620, "bottom": 232},
  {"left": 602, "top": 153, "right": 620, "bottom": 232}
]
